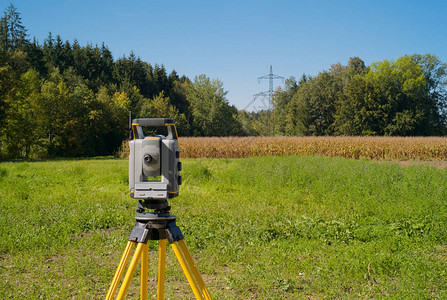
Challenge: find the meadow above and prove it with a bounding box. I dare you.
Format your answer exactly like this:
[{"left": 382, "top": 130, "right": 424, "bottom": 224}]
[{"left": 1, "top": 155, "right": 446, "bottom": 299}]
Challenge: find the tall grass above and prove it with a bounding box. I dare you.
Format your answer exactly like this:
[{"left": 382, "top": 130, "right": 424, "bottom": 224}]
[
  {"left": 1, "top": 156, "right": 446, "bottom": 298},
  {"left": 179, "top": 136, "right": 447, "bottom": 160}
]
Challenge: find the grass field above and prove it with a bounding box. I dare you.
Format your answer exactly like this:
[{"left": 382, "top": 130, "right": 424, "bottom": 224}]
[{"left": 1, "top": 156, "right": 447, "bottom": 299}]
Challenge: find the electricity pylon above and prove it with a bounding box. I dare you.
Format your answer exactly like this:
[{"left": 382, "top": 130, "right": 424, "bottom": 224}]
[{"left": 245, "top": 65, "right": 284, "bottom": 135}]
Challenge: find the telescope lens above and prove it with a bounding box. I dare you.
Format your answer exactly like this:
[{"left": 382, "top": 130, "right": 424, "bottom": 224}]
[{"left": 144, "top": 154, "right": 152, "bottom": 164}]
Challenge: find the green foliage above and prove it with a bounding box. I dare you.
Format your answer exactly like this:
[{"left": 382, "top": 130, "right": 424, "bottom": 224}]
[
  {"left": 0, "top": 4, "right": 252, "bottom": 159},
  {"left": 187, "top": 74, "right": 242, "bottom": 136},
  {"left": 274, "top": 55, "right": 447, "bottom": 136},
  {"left": 140, "top": 91, "right": 190, "bottom": 135},
  {"left": 365, "top": 56, "right": 428, "bottom": 135},
  {"left": 236, "top": 110, "right": 270, "bottom": 136},
  {"left": 1, "top": 4, "right": 447, "bottom": 159},
  {"left": 0, "top": 4, "right": 27, "bottom": 51},
  {"left": 1, "top": 69, "right": 40, "bottom": 158},
  {"left": 0, "top": 6, "right": 192, "bottom": 158}
]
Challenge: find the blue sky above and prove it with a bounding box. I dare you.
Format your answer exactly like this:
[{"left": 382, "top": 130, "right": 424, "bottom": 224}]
[{"left": 8, "top": 0, "right": 447, "bottom": 110}]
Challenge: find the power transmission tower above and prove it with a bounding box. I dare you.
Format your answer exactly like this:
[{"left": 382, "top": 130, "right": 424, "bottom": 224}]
[
  {"left": 245, "top": 65, "right": 284, "bottom": 135},
  {"left": 257, "top": 65, "right": 285, "bottom": 112}
]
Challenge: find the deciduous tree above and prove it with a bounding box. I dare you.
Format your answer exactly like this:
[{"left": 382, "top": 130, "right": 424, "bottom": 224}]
[{"left": 187, "top": 74, "right": 242, "bottom": 136}]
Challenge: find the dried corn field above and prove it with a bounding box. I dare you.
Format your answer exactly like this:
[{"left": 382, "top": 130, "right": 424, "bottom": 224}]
[{"left": 178, "top": 136, "right": 447, "bottom": 160}]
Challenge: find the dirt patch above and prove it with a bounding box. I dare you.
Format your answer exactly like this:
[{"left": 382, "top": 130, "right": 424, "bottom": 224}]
[
  {"left": 398, "top": 160, "right": 447, "bottom": 169},
  {"left": 73, "top": 227, "right": 120, "bottom": 239}
]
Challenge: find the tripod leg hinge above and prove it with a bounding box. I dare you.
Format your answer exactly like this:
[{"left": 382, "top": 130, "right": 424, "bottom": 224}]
[
  {"left": 128, "top": 222, "right": 150, "bottom": 243},
  {"left": 166, "top": 220, "right": 184, "bottom": 244}
]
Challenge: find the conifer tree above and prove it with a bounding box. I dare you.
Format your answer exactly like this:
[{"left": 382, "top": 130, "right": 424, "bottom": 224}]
[{"left": 0, "top": 4, "right": 27, "bottom": 51}]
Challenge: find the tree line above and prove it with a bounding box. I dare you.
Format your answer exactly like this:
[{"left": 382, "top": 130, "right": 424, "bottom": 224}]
[
  {"left": 268, "top": 55, "right": 447, "bottom": 136},
  {"left": 1, "top": 4, "right": 446, "bottom": 159},
  {"left": 0, "top": 4, "right": 243, "bottom": 159}
]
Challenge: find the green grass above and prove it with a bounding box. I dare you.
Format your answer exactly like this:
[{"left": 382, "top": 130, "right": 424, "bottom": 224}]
[{"left": 1, "top": 156, "right": 447, "bottom": 299}]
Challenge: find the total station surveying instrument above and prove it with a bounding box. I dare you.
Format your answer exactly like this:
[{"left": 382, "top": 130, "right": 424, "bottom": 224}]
[{"left": 105, "top": 118, "right": 212, "bottom": 300}]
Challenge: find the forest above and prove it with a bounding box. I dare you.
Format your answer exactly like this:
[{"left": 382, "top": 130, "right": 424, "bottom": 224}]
[{"left": 1, "top": 4, "right": 447, "bottom": 159}]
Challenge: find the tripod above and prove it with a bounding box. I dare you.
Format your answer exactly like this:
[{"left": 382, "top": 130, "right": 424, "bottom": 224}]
[{"left": 105, "top": 200, "right": 212, "bottom": 300}]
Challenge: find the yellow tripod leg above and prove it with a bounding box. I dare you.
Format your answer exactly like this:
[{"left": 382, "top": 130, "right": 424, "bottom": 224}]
[
  {"left": 178, "top": 240, "right": 212, "bottom": 300},
  {"left": 116, "top": 242, "right": 145, "bottom": 300},
  {"left": 171, "top": 241, "right": 204, "bottom": 300},
  {"left": 141, "top": 242, "right": 149, "bottom": 300},
  {"left": 105, "top": 241, "right": 135, "bottom": 300},
  {"left": 157, "top": 239, "right": 167, "bottom": 300}
]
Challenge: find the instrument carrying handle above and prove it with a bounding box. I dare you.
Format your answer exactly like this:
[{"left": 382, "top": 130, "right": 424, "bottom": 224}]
[{"left": 131, "top": 118, "right": 178, "bottom": 140}]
